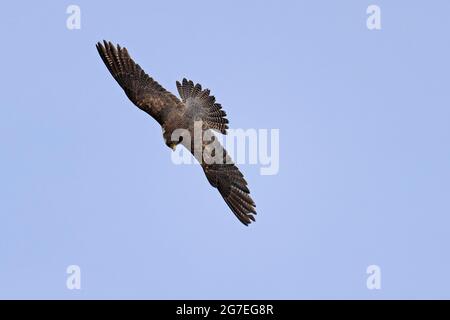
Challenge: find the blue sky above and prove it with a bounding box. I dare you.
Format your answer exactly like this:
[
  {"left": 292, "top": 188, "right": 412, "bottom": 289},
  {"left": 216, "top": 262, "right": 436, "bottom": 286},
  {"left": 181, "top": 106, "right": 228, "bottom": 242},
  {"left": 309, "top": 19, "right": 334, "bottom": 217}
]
[{"left": 1, "top": 1, "right": 449, "bottom": 299}]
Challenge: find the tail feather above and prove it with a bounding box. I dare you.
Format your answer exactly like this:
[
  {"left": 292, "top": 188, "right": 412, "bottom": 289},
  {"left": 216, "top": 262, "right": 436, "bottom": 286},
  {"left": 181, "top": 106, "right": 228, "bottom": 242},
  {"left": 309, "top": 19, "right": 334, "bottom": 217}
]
[{"left": 176, "top": 78, "right": 229, "bottom": 134}]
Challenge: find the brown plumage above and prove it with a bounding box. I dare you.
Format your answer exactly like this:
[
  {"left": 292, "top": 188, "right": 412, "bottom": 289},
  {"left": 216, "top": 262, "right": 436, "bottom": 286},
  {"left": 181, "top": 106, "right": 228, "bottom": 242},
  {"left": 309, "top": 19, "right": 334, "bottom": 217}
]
[{"left": 96, "top": 41, "right": 256, "bottom": 225}]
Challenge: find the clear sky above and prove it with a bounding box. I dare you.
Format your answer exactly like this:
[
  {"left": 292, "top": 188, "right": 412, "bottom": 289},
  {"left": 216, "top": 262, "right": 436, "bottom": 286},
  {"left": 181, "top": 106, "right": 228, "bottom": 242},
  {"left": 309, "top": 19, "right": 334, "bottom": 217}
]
[{"left": 1, "top": 1, "right": 449, "bottom": 299}]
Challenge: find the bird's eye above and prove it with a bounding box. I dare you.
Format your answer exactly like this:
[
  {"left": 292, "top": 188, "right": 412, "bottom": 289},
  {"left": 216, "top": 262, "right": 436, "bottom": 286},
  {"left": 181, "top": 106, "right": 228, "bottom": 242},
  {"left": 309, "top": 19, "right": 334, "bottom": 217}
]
[{"left": 178, "top": 136, "right": 183, "bottom": 143}]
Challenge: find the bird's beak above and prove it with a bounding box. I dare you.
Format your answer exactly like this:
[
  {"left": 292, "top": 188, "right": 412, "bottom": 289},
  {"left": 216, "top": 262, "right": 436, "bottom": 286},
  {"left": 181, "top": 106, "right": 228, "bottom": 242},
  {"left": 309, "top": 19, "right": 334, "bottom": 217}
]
[{"left": 171, "top": 144, "right": 176, "bottom": 151}]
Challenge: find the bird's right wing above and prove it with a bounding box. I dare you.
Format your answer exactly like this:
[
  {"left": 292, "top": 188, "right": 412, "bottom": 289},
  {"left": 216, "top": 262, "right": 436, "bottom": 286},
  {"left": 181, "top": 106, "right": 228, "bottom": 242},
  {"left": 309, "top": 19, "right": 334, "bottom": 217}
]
[{"left": 96, "top": 41, "right": 183, "bottom": 125}]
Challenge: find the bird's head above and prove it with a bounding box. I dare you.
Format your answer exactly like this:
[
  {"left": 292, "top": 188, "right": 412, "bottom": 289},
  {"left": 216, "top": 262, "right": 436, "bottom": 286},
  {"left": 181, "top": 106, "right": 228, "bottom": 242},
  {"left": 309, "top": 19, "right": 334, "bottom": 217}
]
[
  {"left": 166, "top": 141, "right": 178, "bottom": 151},
  {"left": 163, "top": 130, "right": 183, "bottom": 151}
]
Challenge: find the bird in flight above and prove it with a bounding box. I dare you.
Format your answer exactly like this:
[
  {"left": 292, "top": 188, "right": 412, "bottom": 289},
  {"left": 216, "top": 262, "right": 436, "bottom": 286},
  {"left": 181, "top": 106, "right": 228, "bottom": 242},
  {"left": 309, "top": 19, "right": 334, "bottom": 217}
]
[{"left": 96, "top": 41, "right": 257, "bottom": 225}]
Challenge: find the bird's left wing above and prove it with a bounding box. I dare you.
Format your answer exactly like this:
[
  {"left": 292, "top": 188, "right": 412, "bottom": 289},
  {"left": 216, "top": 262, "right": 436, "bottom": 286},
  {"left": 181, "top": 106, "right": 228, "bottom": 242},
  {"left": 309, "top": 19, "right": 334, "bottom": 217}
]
[
  {"left": 201, "top": 140, "right": 257, "bottom": 226},
  {"left": 96, "top": 41, "right": 183, "bottom": 125},
  {"left": 176, "top": 79, "right": 257, "bottom": 225}
]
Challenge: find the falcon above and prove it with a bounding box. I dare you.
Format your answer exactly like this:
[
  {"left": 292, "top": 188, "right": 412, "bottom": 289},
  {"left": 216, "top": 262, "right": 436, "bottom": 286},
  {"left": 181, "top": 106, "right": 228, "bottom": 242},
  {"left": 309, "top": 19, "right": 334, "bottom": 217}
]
[{"left": 96, "top": 41, "right": 257, "bottom": 225}]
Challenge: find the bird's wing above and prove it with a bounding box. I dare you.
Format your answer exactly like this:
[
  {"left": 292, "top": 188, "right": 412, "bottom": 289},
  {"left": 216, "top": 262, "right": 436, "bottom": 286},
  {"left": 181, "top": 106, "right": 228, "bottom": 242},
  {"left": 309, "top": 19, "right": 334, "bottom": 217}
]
[
  {"left": 177, "top": 79, "right": 256, "bottom": 225},
  {"left": 96, "top": 41, "right": 183, "bottom": 125},
  {"left": 200, "top": 138, "right": 257, "bottom": 226},
  {"left": 176, "top": 78, "right": 229, "bottom": 134}
]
